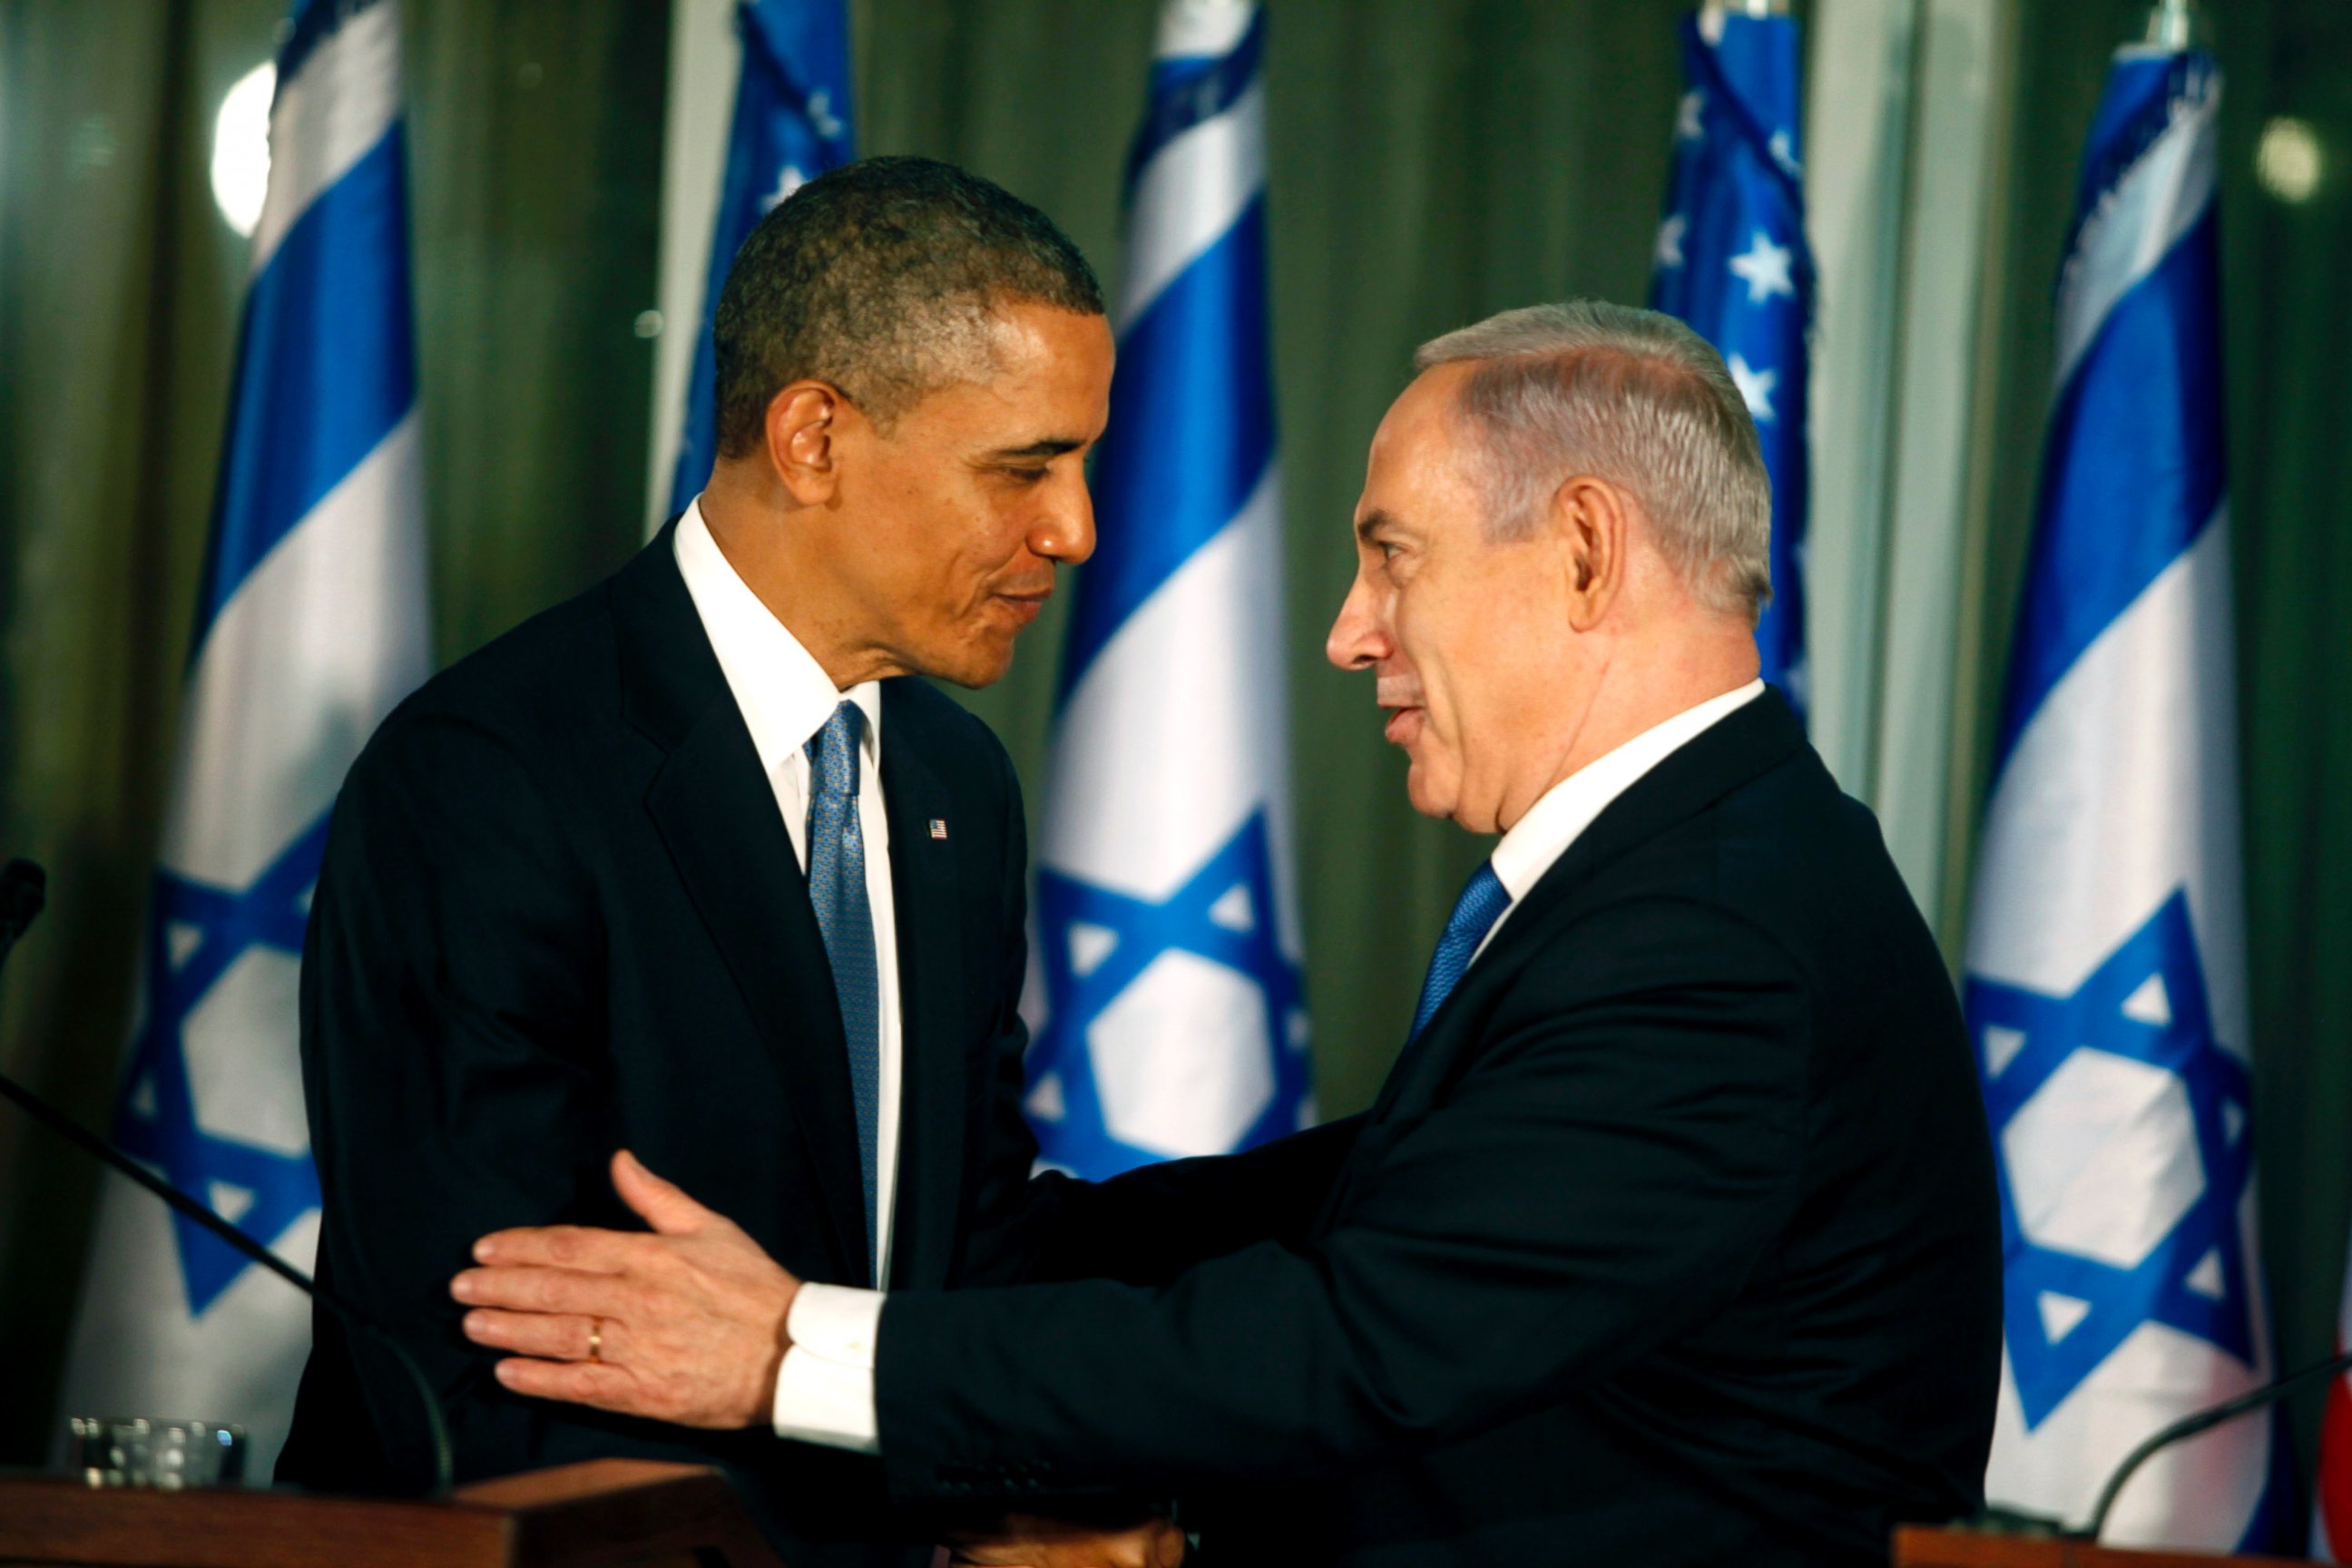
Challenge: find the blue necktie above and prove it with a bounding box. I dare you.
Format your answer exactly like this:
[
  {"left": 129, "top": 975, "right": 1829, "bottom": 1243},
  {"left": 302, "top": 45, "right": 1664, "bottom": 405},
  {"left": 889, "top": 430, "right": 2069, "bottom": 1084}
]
[
  {"left": 1408, "top": 862, "right": 1513, "bottom": 1040},
  {"left": 804, "top": 701, "right": 881, "bottom": 1274}
]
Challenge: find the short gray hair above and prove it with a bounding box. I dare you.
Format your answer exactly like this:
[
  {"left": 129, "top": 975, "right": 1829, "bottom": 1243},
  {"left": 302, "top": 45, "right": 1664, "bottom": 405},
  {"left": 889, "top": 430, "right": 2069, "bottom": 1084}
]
[{"left": 1414, "top": 300, "right": 1773, "bottom": 621}]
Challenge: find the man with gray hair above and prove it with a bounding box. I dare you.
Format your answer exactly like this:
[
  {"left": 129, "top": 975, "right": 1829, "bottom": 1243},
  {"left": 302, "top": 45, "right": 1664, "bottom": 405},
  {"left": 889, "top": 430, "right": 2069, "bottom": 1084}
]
[{"left": 454, "top": 299, "right": 2004, "bottom": 1566}]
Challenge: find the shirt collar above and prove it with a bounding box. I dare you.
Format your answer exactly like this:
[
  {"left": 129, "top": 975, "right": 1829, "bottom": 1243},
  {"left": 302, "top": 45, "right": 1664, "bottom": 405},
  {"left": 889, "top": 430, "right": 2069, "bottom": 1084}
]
[
  {"left": 673, "top": 498, "right": 883, "bottom": 777},
  {"left": 1487, "top": 680, "right": 1767, "bottom": 903}
]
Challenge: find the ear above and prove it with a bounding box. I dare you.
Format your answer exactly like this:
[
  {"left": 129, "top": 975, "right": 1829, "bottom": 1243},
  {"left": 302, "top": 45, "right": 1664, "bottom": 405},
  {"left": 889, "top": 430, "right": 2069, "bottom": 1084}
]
[
  {"left": 762, "top": 381, "right": 849, "bottom": 505},
  {"left": 1553, "top": 475, "right": 1631, "bottom": 632}
]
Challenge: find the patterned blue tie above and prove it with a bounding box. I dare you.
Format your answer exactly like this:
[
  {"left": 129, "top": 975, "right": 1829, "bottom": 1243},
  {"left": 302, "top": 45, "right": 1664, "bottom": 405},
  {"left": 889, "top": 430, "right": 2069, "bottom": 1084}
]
[
  {"left": 804, "top": 701, "right": 881, "bottom": 1275},
  {"left": 1408, "top": 862, "right": 1513, "bottom": 1040}
]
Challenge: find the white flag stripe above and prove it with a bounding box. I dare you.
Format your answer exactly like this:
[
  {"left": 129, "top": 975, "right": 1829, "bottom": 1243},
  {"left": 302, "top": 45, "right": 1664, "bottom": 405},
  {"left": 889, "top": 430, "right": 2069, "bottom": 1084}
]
[
  {"left": 2053, "top": 90, "right": 2218, "bottom": 391},
  {"left": 1115, "top": 79, "right": 1268, "bottom": 330},
  {"left": 1155, "top": 0, "right": 1253, "bottom": 59},
  {"left": 250, "top": 1, "right": 403, "bottom": 277},
  {"left": 160, "top": 416, "right": 427, "bottom": 889},
  {"left": 64, "top": 1196, "right": 319, "bottom": 1458},
  {"left": 1984, "top": 1189, "right": 2275, "bottom": 1544},
  {"left": 1965, "top": 513, "right": 2249, "bottom": 1046},
  {"left": 1042, "top": 465, "right": 1283, "bottom": 901}
]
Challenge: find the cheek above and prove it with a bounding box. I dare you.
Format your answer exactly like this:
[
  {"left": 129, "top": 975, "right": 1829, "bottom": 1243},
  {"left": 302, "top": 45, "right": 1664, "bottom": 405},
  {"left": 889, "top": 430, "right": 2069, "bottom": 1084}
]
[
  {"left": 1396, "top": 595, "right": 1474, "bottom": 733},
  {"left": 1403, "top": 584, "right": 1523, "bottom": 774},
  {"left": 970, "top": 495, "right": 1034, "bottom": 577}
]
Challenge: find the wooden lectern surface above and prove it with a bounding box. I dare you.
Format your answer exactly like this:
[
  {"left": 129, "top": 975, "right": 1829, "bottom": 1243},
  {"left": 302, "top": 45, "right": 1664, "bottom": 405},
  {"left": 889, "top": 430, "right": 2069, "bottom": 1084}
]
[
  {"left": 1895, "top": 1524, "right": 2309, "bottom": 1568},
  {"left": 0, "top": 1457, "right": 784, "bottom": 1568}
]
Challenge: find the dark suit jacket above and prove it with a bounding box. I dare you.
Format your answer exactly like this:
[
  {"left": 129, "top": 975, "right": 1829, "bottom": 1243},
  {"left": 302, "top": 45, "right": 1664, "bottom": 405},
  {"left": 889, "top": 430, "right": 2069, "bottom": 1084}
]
[
  {"left": 277, "top": 525, "right": 1048, "bottom": 1565},
  {"left": 873, "top": 691, "right": 2004, "bottom": 1566}
]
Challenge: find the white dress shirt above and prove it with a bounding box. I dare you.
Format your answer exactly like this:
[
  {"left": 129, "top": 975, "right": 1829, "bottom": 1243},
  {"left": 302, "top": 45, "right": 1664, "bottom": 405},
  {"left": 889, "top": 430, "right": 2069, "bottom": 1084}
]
[
  {"left": 671, "top": 501, "right": 907, "bottom": 1448},
  {"left": 770, "top": 678, "right": 1769, "bottom": 1454},
  {"left": 1479, "top": 679, "right": 1766, "bottom": 956}
]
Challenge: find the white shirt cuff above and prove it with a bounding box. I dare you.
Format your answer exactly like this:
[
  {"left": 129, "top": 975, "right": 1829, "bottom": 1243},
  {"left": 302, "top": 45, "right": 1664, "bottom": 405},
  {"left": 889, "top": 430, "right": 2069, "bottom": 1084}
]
[{"left": 770, "top": 1282, "right": 886, "bottom": 1452}]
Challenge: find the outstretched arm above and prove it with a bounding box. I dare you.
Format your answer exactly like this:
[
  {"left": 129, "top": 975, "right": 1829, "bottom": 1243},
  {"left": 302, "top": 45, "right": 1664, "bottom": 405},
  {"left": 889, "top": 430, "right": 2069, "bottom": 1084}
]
[
  {"left": 455, "top": 897, "right": 1809, "bottom": 1502},
  {"left": 939, "top": 737, "right": 1362, "bottom": 1292}
]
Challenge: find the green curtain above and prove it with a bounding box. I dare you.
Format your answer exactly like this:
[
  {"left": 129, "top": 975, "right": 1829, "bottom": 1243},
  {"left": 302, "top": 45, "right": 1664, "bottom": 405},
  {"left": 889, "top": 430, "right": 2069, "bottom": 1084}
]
[{"left": 3, "top": 0, "right": 2348, "bottom": 1485}]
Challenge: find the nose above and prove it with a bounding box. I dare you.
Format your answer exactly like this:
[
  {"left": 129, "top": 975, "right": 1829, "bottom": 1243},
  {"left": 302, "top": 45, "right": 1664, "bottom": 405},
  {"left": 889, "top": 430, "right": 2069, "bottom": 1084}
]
[
  {"left": 1326, "top": 573, "right": 1390, "bottom": 671},
  {"left": 1032, "top": 475, "right": 1097, "bottom": 567}
]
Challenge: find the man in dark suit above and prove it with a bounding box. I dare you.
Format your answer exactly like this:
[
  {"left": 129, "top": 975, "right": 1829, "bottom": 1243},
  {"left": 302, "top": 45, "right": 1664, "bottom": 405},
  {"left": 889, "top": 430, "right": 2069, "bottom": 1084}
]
[
  {"left": 451, "top": 300, "right": 2004, "bottom": 1566},
  {"left": 275, "top": 157, "right": 1118, "bottom": 1566}
]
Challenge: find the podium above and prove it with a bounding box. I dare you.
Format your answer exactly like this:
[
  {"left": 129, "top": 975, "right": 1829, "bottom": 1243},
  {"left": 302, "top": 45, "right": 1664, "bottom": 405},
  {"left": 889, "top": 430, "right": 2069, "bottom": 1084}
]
[
  {"left": 1895, "top": 1525, "right": 2307, "bottom": 1567},
  {"left": 0, "top": 1459, "right": 783, "bottom": 1568}
]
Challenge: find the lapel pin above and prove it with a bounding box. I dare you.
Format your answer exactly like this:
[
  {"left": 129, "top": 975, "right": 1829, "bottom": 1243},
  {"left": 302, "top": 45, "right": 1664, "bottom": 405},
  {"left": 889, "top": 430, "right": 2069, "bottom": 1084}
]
[{"left": 929, "top": 818, "right": 948, "bottom": 840}]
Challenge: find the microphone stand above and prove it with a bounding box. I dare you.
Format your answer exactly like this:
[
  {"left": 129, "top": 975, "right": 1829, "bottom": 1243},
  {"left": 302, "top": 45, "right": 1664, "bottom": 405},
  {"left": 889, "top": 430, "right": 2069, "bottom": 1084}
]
[
  {"left": 0, "top": 858, "right": 454, "bottom": 1496},
  {"left": 2079, "top": 1346, "right": 2352, "bottom": 1544}
]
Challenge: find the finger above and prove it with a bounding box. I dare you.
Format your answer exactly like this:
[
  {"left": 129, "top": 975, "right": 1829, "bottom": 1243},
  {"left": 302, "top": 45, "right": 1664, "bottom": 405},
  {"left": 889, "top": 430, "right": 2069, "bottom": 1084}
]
[
  {"left": 492, "top": 1354, "right": 652, "bottom": 1416},
  {"left": 460, "top": 1307, "right": 603, "bottom": 1361},
  {"left": 452, "top": 1263, "right": 636, "bottom": 1318},
  {"left": 472, "top": 1222, "right": 638, "bottom": 1269},
  {"left": 943, "top": 1547, "right": 1034, "bottom": 1568},
  {"left": 611, "top": 1148, "right": 718, "bottom": 1236}
]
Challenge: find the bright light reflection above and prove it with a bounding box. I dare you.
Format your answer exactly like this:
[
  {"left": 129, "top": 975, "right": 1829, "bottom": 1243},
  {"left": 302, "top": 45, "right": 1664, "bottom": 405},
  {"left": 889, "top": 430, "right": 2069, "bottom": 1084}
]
[
  {"left": 211, "top": 63, "right": 275, "bottom": 238},
  {"left": 2256, "top": 116, "right": 2323, "bottom": 206}
]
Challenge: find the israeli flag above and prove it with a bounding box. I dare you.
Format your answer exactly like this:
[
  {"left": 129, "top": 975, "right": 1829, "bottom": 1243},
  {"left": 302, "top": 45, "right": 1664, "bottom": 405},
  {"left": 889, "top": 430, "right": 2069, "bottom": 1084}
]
[
  {"left": 1964, "top": 46, "right": 2284, "bottom": 1549},
  {"left": 665, "top": 0, "right": 853, "bottom": 514},
  {"left": 1648, "top": 5, "right": 1812, "bottom": 712},
  {"left": 57, "top": 0, "right": 429, "bottom": 1475},
  {"left": 1021, "top": 0, "right": 1310, "bottom": 1178}
]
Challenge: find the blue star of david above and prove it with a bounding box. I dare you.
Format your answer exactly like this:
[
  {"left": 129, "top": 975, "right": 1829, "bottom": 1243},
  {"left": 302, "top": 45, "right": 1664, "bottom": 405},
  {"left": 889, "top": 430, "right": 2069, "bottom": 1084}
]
[
  {"left": 111, "top": 812, "right": 328, "bottom": 1316},
  {"left": 1967, "top": 889, "right": 2256, "bottom": 1429},
  {"left": 1027, "top": 810, "right": 1308, "bottom": 1178}
]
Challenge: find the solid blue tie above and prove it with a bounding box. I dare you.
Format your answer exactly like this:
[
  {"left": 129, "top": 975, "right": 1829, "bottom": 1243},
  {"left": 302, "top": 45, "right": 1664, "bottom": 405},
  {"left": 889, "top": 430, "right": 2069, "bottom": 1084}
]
[
  {"left": 804, "top": 701, "right": 881, "bottom": 1275},
  {"left": 1408, "top": 862, "right": 1513, "bottom": 1040}
]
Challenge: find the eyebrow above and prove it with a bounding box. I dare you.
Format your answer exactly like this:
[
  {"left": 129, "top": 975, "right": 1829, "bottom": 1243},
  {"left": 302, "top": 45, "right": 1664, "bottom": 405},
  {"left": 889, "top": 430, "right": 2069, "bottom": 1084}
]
[
  {"left": 1357, "top": 509, "right": 1400, "bottom": 544},
  {"left": 983, "top": 436, "right": 1090, "bottom": 462}
]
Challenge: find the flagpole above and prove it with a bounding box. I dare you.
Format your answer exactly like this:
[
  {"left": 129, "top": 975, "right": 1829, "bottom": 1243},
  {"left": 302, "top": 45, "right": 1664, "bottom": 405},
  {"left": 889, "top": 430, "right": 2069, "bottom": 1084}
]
[{"left": 2144, "top": 0, "right": 2200, "bottom": 49}]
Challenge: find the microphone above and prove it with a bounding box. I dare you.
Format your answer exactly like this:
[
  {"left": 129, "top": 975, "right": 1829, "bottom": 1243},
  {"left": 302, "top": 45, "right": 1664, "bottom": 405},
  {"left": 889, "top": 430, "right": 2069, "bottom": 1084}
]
[
  {"left": 2078, "top": 1346, "right": 2352, "bottom": 1543},
  {"left": 0, "top": 858, "right": 454, "bottom": 1495},
  {"left": 1952, "top": 1347, "right": 2352, "bottom": 1544}
]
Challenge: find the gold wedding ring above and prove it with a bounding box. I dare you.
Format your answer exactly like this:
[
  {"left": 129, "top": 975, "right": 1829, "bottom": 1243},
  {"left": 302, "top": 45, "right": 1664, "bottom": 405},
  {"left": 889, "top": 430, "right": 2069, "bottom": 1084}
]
[{"left": 586, "top": 1318, "right": 603, "bottom": 1364}]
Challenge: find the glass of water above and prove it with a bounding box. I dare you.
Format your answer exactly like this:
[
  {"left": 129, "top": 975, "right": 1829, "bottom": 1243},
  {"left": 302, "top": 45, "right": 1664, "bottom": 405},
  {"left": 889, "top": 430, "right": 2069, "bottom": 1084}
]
[{"left": 70, "top": 1416, "right": 247, "bottom": 1489}]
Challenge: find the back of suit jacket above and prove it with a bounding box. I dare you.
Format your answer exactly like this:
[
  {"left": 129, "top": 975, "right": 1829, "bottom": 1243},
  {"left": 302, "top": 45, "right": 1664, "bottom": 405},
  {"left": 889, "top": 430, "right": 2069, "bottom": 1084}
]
[
  {"left": 278, "top": 530, "right": 1046, "bottom": 1566},
  {"left": 875, "top": 692, "right": 2004, "bottom": 1566}
]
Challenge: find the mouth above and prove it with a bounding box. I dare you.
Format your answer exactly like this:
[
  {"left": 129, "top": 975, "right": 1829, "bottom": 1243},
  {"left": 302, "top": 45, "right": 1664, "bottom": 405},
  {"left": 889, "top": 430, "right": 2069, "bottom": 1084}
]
[
  {"left": 1381, "top": 705, "right": 1425, "bottom": 747},
  {"left": 991, "top": 582, "right": 1054, "bottom": 626}
]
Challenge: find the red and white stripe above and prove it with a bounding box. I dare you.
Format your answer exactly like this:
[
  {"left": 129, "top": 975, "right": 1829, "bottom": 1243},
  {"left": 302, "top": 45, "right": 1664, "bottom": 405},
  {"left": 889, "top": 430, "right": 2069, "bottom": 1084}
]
[{"left": 2314, "top": 1230, "right": 2352, "bottom": 1559}]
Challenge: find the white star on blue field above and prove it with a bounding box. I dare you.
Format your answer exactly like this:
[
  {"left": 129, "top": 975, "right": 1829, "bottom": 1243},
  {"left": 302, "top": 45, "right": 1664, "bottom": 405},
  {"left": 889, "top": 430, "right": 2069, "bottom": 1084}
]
[
  {"left": 112, "top": 815, "right": 328, "bottom": 1315},
  {"left": 1968, "top": 890, "right": 2257, "bottom": 1428}
]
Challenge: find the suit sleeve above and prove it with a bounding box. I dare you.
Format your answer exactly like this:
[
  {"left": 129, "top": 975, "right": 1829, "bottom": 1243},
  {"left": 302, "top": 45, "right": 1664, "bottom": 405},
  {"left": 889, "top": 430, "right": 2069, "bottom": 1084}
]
[
  {"left": 949, "top": 740, "right": 1361, "bottom": 1289},
  {"left": 870, "top": 897, "right": 1811, "bottom": 1500},
  {"left": 297, "top": 708, "right": 610, "bottom": 1486}
]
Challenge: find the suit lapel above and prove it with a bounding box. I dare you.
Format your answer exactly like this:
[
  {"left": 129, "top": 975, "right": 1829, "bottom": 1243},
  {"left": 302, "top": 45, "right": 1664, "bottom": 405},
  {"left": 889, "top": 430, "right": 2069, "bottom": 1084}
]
[
  {"left": 877, "top": 682, "right": 966, "bottom": 1291},
  {"left": 616, "top": 527, "right": 871, "bottom": 1284},
  {"left": 1358, "top": 690, "right": 1810, "bottom": 1131}
]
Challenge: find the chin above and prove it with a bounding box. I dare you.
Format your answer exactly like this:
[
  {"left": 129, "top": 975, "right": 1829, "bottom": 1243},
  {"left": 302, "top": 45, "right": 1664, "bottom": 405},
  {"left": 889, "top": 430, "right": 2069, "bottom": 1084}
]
[
  {"left": 929, "top": 639, "right": 1017, "bottom": 691},
  {"left": 1404, "top": 764, "right": 1457, "bottom": 823}
]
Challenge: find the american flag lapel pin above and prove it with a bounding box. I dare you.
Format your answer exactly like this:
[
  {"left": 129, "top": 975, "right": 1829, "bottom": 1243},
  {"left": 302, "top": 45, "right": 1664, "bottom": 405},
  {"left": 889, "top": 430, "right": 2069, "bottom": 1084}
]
[{"left": 929, "top": 818, "right": 948, "bottom": 840}]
